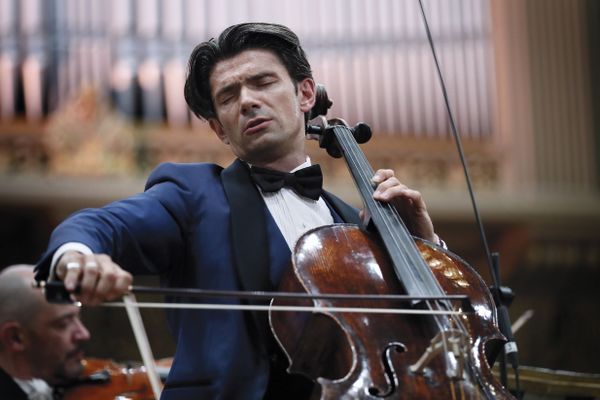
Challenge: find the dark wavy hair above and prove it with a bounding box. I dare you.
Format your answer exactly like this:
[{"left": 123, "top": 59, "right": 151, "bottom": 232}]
[{"left": 184, "top": 22, "right": 313, "bottom": 121}]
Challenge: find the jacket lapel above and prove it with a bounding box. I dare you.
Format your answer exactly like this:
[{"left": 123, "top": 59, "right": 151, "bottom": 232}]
[
  {"left": 221, "top": 159, "right": 275, "bottom": 356},
  {"left": 221, "top": 159, "right": 272, "bottom": 294},
  {"left": 221, "top": 161, "right": 361, "bottom": 292},
  {"left": 322, "top": 191, "right": 361, "bottom": 225}
]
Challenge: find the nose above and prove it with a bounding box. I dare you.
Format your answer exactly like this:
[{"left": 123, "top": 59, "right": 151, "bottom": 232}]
[
  {"left": 73, "top": 318, "right": 91, "bottom": 342},
  {"left": 240, "top": 86, "right": 260, "bottom": 114}
]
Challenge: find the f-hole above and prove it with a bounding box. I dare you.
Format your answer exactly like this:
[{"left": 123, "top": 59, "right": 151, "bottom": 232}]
[{"left": 368, "top": 342, "right": 405, "bottom": 398}]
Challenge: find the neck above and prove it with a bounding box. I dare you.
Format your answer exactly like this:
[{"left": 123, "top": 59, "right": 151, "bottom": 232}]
[
  {"left": 257, "top": 156, "right": 307, "bottom": 172},
  {"left": 0, "top": 355, "right": 32, "bottom": 380},
  {"left": 245, "top": 127, "right": 308, "bottom": 171},
  {"left": 246, "top": 149, "right": 308, "bottom": 172}
]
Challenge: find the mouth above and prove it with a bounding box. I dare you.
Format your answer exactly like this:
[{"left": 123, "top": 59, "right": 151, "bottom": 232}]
[
  {"left": 66, "top": 347, "right": 85, "bottom": 362},
  {"left": 243, "top": 117, "right": 271, "bottom": 135}
]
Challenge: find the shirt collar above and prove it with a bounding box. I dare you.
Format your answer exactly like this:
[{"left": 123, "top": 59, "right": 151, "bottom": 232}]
[
  {"left": 244, "top": 156, "right": 312, "bottom": 173},
  {"left": 290, "top": 156, "right": 312, "bottom": 173}
]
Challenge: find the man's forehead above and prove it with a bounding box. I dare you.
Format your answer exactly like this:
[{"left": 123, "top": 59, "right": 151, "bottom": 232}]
[{"left": 210, "top": 49, "right": 285, "bottom": 88}]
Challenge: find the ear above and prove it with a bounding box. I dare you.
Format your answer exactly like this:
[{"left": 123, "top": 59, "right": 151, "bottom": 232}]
[
  {"left": 297, "top": 78, "right": 316, "bottom": 113},
  {"left": 0, "top": 322, "right": 27, "bottom": 352},
  {"left": 208, "top": 118, "right": 230, "bottom": 145}
]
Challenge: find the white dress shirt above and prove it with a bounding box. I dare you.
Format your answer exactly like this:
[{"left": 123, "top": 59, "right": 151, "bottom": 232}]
[
  {"left": 14, "top": 378, "right": 53, "bottom": 400},
  {"left": 258, "top": 158, "right": 333, "bottom": 250}
]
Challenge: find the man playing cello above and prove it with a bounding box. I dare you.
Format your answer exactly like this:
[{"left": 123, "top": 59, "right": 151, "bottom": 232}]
[{"left": 35, "top": 23, "right": 441, "bottom": 399}]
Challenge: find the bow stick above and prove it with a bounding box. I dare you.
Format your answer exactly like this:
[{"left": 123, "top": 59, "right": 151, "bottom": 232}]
[
  {"left": 37, "top": 280, "right": 473, "bottom": 314},
  {"left": 122, "top": 293, "right": 163, "bottom": 399},
  {"left": 34, "top": 280, "right": 474, "bottom": 400}
]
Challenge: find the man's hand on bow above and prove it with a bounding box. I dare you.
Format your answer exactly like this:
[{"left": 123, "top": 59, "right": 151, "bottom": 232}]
[
  {"left": 56, "top": 251, "right": 132, "bottom": 305},
  {"left": 368, "top": 169, "right": 440, "bottom": 245}
]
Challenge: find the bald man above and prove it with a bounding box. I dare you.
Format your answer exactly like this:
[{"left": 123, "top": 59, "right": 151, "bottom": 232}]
[{"left": 0, "top": 265, "right": 90, "bottom": 400}]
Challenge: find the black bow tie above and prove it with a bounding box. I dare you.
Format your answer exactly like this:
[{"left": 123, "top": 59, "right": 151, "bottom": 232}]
[{"left": 250, "top": 164, "right": 323, "bottom": 200}]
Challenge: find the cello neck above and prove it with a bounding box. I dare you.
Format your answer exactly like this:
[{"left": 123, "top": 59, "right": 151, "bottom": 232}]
[{"left": 330, "top": 124, "right": 443, "bottom": 299}]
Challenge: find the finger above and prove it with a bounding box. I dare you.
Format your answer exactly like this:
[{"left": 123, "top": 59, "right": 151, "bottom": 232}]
[
  {"left": 388, "top": 187, "right": 422, "bottom": 203},
  {"left": 374, "top": 182, "right": 419, "bottom": 203},
  {"left": 93, "top": 266, "right": 115, "bottom": 301},
  {"left": 60, "top": 256, "right": 84, "bottom": 292},
  {"left": 106, "top": 270, "right": 133, "bottom": 301},
  {"left": 372, "top": 177, "right": 403, "bottom": 197},
  {"left": 371, "top": 169, "right": 394, "bottom": 185},
  {"left": 79, "top": 255, "right": 101, "bottom": 304},
  {"left": 94, "top": 260, "right": 124, "bottom": 301},
  {"left": 92, "top": 254, "right": 132, "bottom": 301}
]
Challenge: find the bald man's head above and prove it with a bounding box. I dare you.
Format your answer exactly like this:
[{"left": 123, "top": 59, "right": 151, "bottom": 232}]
[
  {"left": 0, "top": 264, "right": 90, "bottom": 384},
  {"left": 0, "top": 265, "right": 41, "bottom": 332}
]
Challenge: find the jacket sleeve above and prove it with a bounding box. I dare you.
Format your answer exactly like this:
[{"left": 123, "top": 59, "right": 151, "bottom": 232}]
[{"left": 35, "top": 163, "right": 216, "bottom": 280}]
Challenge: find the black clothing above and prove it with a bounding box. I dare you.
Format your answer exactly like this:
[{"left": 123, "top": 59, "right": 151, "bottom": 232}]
[{"left": 0, "top": 367, "right": 29, "bottom": 400}]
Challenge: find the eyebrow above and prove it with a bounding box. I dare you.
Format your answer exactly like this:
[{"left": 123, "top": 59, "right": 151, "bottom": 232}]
[{"left": 48, "top": 309, "right": 79, "bottom": 326}]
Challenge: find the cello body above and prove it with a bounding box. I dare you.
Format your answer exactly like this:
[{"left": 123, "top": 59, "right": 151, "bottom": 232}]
[{"left": 270, "top": 224, "right": 513, "bottom": 399}]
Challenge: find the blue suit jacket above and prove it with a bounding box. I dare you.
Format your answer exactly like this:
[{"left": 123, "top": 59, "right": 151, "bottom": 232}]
[{"left": 36, "top": 159, "right": 359, "bottom": 400}]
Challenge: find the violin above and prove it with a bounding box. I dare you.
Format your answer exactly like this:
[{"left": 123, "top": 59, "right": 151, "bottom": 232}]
[
  {"left": 269, "top": 86, "right": 515, "bottom": 399},
  {"left": 57, "top": 358, "right": 171, "bottom": 400}
]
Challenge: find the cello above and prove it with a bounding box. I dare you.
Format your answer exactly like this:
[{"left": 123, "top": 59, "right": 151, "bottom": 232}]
[{"left": 269, "top": 86, "right": 516, "bottom": 399}]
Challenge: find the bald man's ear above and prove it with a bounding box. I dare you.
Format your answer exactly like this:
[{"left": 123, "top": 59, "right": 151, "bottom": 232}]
[{"left": 0, "top": 322, "right": 27, "bottom": 352}]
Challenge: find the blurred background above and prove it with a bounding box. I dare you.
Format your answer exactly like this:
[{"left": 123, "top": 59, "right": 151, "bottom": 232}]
[{"left": 0, "top": 0, "right": 598, "bottom": 398}]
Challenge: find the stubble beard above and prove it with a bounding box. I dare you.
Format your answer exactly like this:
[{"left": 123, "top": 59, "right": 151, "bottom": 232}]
[{"left": 29, "top": 345, "right": 86, "bottom": 385}]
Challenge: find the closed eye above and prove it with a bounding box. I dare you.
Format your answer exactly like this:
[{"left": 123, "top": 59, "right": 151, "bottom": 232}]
[
  {"left": 219, "top": 95, "right": 234, "bottom": 105},
  {"left": 251, "top": 72, "right": 278, "bottom": 88},
  {"left": 256, "top": 78, "right": 275, "bottom": 87}
]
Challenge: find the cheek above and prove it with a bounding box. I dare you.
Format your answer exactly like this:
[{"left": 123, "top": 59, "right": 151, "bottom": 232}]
[
  {"left": 43, "top": 333, "right": 71, "bottom": 356},
  {"left": 217, "top": 106, "right": 239, "bottom": 127},
  {"left": 27, "top": 339, "right": 56, "bottom": 368},
  {"left": 216, "top": 115, "right": 242, "bottom": 140},
  {"left": 280, "top": 94, "right": 303, "bottom": 120}
]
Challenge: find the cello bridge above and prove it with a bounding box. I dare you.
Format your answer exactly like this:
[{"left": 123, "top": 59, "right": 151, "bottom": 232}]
[{"left": 408, "top": 329, "right": 468, "bottom": 380}]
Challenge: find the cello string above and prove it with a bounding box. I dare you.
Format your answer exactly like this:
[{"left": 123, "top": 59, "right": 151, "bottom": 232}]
[
  {"left": 332, "top": 127, "right": 425, "bottom": 296},
  {"left": 337, "top": 126, "right": 463, "bottom": 333},
  {"left": 338, "top": 126, "right": 479, "bottom": 388},
  {"left": 334, "top": 124, "right": 470, "bottom": 379},
  {"left": 333, "top": 126, "right": 443, "bottom": 313},
  {"left": 335, "top": 126, "right": 446, "bottom": 314},
  {"left": 344, "top": 130, "right": 470, "bottom": 331},
  {"left": 335, "top": 126, "right": 440, "bottom": 300},
  {"left": 334, "top": 126, "right": 455, "bottom": 378}
]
